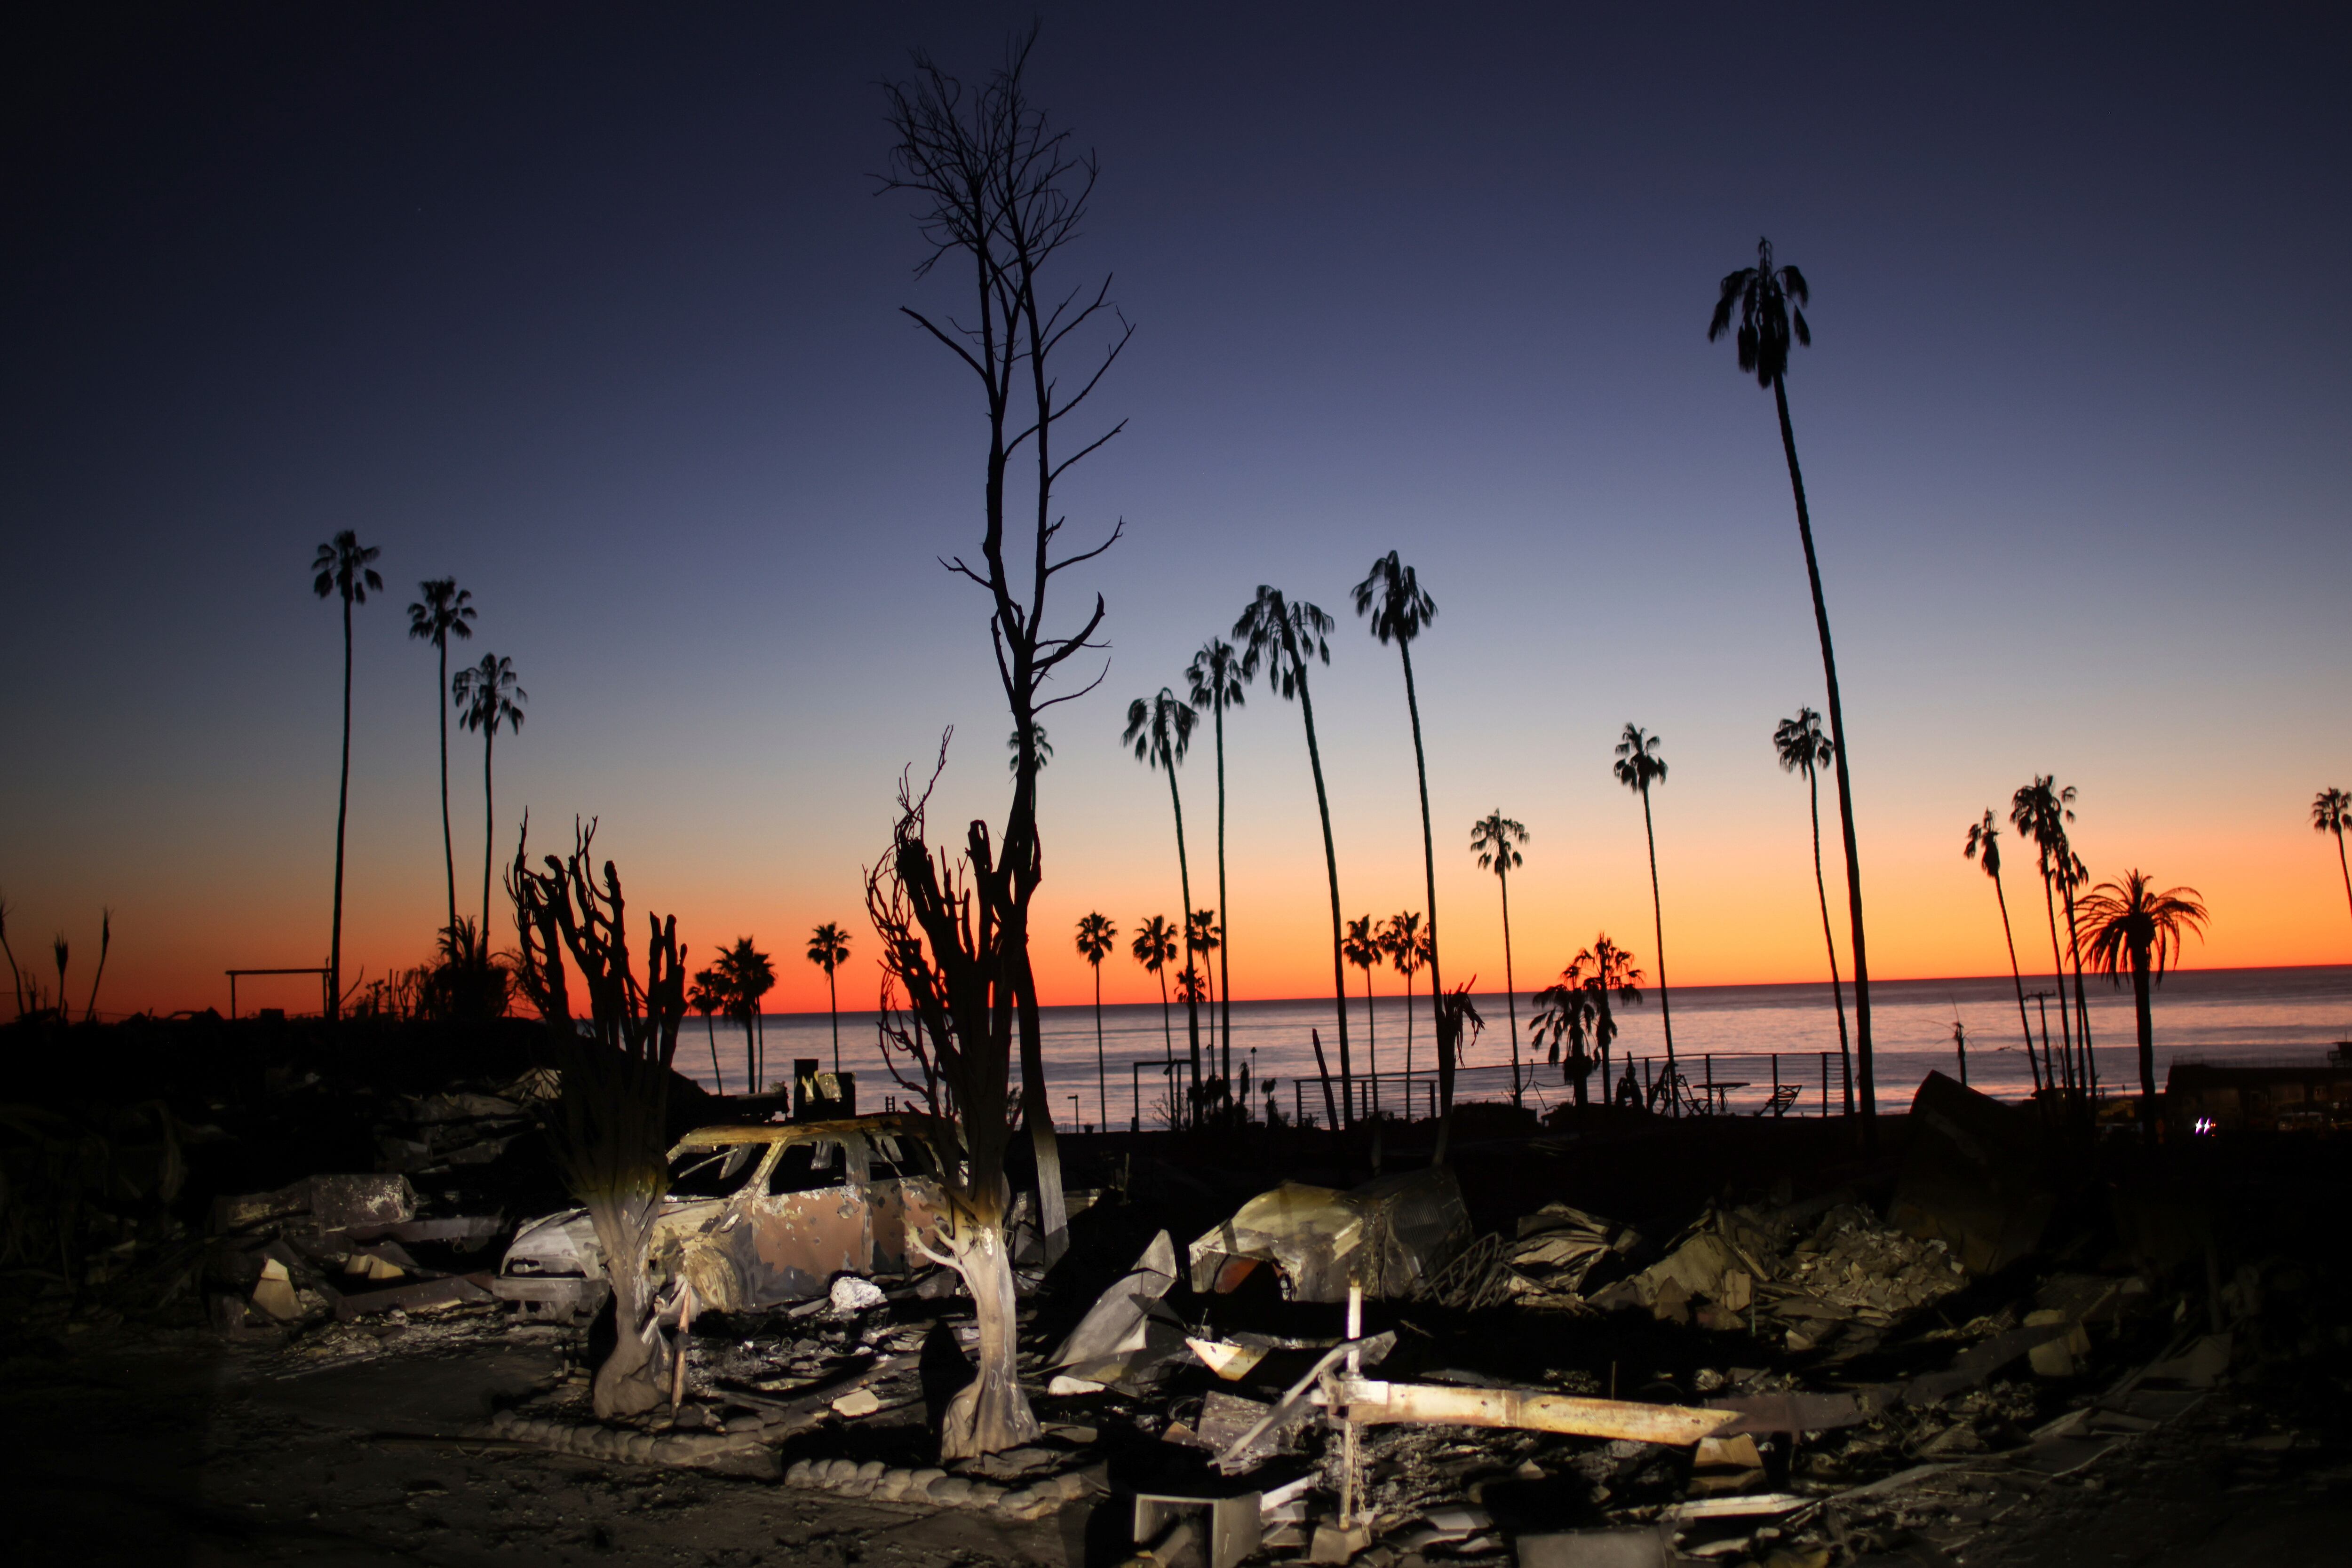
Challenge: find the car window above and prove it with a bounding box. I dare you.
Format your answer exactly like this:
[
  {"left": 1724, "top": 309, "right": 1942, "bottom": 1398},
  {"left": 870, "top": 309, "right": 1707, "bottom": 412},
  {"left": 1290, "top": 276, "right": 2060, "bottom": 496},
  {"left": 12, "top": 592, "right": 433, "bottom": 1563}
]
[
  {"left": 871, "top": 1134, "right": 936, "bottom": 1180},
  {"left": 766, "top": 1139, "right": 847, "bottom": 1194},
  {"left": 669, "top": 1143, "right": 754, "bottom": 1196}
]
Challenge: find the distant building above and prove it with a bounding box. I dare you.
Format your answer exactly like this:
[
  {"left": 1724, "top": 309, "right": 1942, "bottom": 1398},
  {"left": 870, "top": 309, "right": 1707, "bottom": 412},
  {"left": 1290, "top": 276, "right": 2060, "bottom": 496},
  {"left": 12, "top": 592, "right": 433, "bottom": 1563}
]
[{"left": 2164, "top": 1053, "right": 2352, "bottom": 1134}]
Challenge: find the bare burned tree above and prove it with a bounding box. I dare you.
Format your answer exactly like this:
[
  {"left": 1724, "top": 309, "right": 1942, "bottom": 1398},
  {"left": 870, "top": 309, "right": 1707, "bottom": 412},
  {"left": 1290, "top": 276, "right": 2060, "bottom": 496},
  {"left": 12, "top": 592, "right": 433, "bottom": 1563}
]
[
  {"left": 507, "top": 816, "right": 690, "bottom": 1420},
  {"left": 880, "top": 32, "right": 1129, "bottom": 1284},
  {"left": 866, "top": 748, "right": 1040, "bottom": 1456}
]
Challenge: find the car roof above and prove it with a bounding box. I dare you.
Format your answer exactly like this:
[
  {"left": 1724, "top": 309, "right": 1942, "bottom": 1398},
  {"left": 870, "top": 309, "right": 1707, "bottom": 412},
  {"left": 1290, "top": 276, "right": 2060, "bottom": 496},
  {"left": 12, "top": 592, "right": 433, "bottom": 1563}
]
[{"left": 667, "top": 1111, "right": 946, "bottom": 1159}]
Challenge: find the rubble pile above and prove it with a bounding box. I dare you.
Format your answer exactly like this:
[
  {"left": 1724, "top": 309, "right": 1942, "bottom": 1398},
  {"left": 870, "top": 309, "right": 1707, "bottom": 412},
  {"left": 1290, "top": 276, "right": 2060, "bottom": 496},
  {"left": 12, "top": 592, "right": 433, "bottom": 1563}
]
[
  {"left": 206, "top": 1171, "right": 510, "bottom": 1328},
  {"left": 373, "top": 1083, "right": 540, "bottom": 1175},
  {"left": 19, "top": 1016, "right": 2352, "bottom": 1568}
]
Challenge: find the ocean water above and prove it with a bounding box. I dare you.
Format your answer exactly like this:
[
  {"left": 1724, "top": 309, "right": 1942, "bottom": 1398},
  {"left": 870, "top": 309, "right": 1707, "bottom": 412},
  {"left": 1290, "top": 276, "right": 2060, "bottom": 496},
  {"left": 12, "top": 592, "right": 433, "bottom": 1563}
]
[{"left": 678, "top": 965, "right": 2352, "bottom": 1130}]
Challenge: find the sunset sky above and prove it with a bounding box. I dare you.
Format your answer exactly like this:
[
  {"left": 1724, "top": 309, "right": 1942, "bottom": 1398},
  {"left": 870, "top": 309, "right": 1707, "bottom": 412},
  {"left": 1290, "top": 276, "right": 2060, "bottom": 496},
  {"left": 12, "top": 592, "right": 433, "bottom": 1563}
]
[{"left": 4, "top": 5, "right": 2347, "bottom": 1020}]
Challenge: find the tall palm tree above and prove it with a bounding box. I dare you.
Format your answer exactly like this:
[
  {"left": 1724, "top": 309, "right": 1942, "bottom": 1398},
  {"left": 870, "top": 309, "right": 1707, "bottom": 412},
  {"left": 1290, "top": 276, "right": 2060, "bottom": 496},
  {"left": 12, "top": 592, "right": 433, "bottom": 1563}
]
[
  {"left": 453, "top": 653, "right": 526, "bottom": 939},
  {"left": 1773, "top": 708, "right": 1851, "bottom": 1113},
  {"left": 719, "top": 937, "right": 777, "bottom": 1093},
  {"left": 2010, "top": 778, "right": 2076, "bottom": 1093},
  {"left": 1186, "top": 908, "right": 1222, "bottom": 1089},
  {"left": 1469, "top": 811, "right": 1531, "bottom": 1107},
  {"left": 689, "top": 967, "right": 728, "bottom": 1094},
  {"left": 1131, "top": 915, "right": 1179, "bottom": 1116},
  {"left": 1125, "top": 689, "right": 1204, "bottom": 1113},
  {"left": 1382, "top": 912, "right": 1427, "bottom": 1114},
  {"left": 2012, "top": 777, "right": 2094, "bottom": 1097},
  {"left": 807, "top": 922, "right": 852, "bottom": 1076},
  {"left": 1710, "top": 240, "right": 1876, "bottom": 1132},
  {"left": 406, "top": 578, "right": 476, "bottom": 936},
  {"left": 312, "top": 531, "right": 382, "bottom": 1020},
  {"left": 1187, "top": 639, "right": 1246, "bottom": 1084},
  {"left": 2077, "top": 871, "right": 2208, "bottom": 1141},
  {"left": 1343, "top": 915, "right": 1383, "bottom": 1115},
  {"left": 1075, "top": 912, "right": 1118, "bottom": 1131},
  {"left": 1237, "top": 586, "right": 1353, "bottom": 1126},
  {"left": 1352, "top": 553, "right": 1451, "bottom": 1129},
  {"left": 1613, "top": 725, "right": 1678, "bottom": 1104},
  {"left": 2314, "top": 788, "right": 2352, "bottom": 940},
  {"left": 1964, "top": 811, "right": 2044, "bottom": 1097}
]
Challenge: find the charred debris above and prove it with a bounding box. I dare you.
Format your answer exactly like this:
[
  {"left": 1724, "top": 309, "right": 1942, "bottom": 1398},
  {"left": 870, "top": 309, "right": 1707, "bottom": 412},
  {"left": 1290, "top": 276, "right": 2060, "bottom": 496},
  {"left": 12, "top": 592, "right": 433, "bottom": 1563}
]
[{"left": 7, "top": 1011, "right": 2352, "bottom": 1566}]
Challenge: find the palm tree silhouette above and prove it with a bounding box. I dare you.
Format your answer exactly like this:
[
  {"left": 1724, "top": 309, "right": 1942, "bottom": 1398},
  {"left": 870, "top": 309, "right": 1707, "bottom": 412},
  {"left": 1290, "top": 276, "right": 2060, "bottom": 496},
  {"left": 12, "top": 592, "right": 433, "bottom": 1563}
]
[
  {"left": 1580, "top": 935, "right": 1645, "bottom": 1106},
  {"left": 1469, "top": 811, "right": 1531, "bottom": 1108},
  {"left": 1773, "top": 708, "right": 1851, "bottom": 1114},
  {"left": 807, "top": 922, "right": 852, "bottom": 1076},
  {"left": 1005, "top": 724, "right": 1052, "bottom": 773},
  {"left": 453, "top": 653, "right": 526, "bottom": 938},
  {"left": 1532, "top": 937, "right": 1644, "bottom": 1109},
  {"left": 2012, "top": 777, "right": 2094, "bottom": 1098},
  {"left": 1131, "top": 914, "right": 1179, "bottom": 1110},
  {"left": 689, "top": 966, "right": 728, "bottom": 1094},
  {"left": 1187, "top": 638, "right": 1246, "bottom": 1085},
  {"left": 1075, "top": 912, "right": 1118, "bottom": 1131},
  {"left": 1343, "top": 915, "right": 1383, "bottom": 1115},
  {"left": 1613, "top": 725, "right": 1678, "bottom": 1104},
  {"left": 1186, "top": 908, "right": 1222, "bottom": 1089},
  {"left": 2077, "top": 871, "right": 2208, "bottom": 1141},
  {"left": 406, "top": 579, "right": 476, "bottom": 936},
  {"left": 1125, "top": 689, "right": 1205, "bottom": 1113},
  {"left": 1237, "top": 586, "right": 1353, "bottom": 1126},
  {"left": 719, "top": 937, "right": 777, "bottom": 1094},
  {"left": 2314, "top": 788, "right": 2352, "bottom": 940},
  {"left": 1964, "top": 811, "right": 2044, "bottom": 1098},
  {"left": 312, "top": 531, "right": 382, "bottom": 1020},
  {"left": 1382, "top": 912, "right": 1427, "bottom": 1113},
  {"left": 1710, "top": 240, "right": 1876, "bottom": 1133},
  {"left": 1352, "top": 553, "right": 1451, "bottom": 1129}
]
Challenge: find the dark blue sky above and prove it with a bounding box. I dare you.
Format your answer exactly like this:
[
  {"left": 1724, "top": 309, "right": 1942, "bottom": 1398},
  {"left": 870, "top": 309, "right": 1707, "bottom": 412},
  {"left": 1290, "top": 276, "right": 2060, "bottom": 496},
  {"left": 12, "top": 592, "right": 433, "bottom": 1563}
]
[{"left": 5, "top": 3, "right": 2347, "bottom": 1012}]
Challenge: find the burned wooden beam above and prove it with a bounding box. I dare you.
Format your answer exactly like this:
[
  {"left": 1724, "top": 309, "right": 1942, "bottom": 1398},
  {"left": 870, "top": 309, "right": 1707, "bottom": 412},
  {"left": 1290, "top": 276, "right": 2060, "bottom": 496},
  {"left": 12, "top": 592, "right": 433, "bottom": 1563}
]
[{"left": 1335, "top": 1378, "right": 1737, "bottom": 1446}]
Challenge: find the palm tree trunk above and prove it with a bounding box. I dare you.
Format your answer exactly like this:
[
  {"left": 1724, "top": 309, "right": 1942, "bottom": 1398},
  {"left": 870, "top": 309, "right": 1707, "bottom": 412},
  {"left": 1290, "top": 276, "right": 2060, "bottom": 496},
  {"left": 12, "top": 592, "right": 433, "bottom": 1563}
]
[
  {"left": 1293, "top": 665, "right": 1351, "bottom": 1128},
  {"left": 2333, "top": 832, "right": 2352, "bottom": 931},
  {"left": 2062, "top": 875, "right": 2097, "bottom": 1098},
  {"left": 1772, "top": 374, "right": 1873, "bottom": 1134},
  {"left": 1215, "top": 700, "right": 1232, "bottom": 1086},
  {"left": 827, "top": 968, "right": 840, "bottom": 1076},
  {"left": 1640, "top": 784, "right": 1676, "bottom": 1108},
  {"left": 1398, "top": 641, "right": 1450, "bottom": 1152},
  {"left": 1163, "top": 767, "right": 1203, "bottom": 1121},
  {"left": 2039, "top": 869, "right": 2077, "bottom": 1097},
  {"left": 1500, "top": 868, "right": 1521, "bottom": 1108},
  {"left": 1806, "top": 766, "right": 1853, "bottom": 1114},
  {"left": 1992, "top": 871, "right": 2042, "bottom": 1095},
  {"left": 1093, "top": 962, "right": 1107, "bottom": 1132},
  {"left": 1362, "top": 966, "right": 1378, "bottom": 1116},
  {"left": 1310, "top": 1026, "right": 1340, "bottom": 1131},
  {"left": 2335, "top": 827, "right": 2352, "bottom": 931},
  {"left": 437, "top": 639, "right": 456, "bottom": 936},
  {"left": 2132, "top": 944, "right": 2156, "bottom": 1143},
  {"left": 330, "top": 594, "right": 352, "bottom": 1021},
  {"left": 705, "top": 1011, "right": 721, "bottom": 1096},
  {"left": 1402, "top": 965, "right": 1415, "bottom": 1113},
  {"left": 481, "top": 725, "right": 497, "bottom": 939},
  {"left": 1157, "top": 966, "right": 1173, "bottom": 1119}
]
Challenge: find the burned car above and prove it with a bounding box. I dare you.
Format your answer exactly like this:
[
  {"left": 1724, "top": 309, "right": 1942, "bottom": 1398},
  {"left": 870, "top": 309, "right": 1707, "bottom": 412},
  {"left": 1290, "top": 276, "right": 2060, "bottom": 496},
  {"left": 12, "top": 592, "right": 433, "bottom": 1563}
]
[{"left": 491, "top": 1114, "right": 951, "bottom": 1322}]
